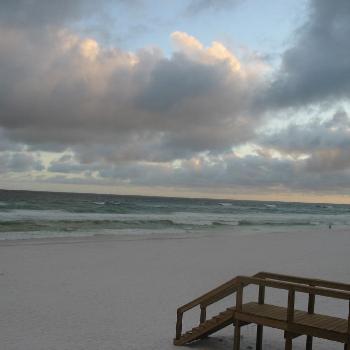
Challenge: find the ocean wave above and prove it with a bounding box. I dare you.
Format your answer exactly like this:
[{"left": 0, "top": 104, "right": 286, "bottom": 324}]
[
  {"left": 238, "top": 220, "right": 316, "bottom": 226},
  {"left": 1, "top": 205, "right": 350, "bottom": 241},
  {"left": 93, "top": 201, "right": 121, "bottom": 206},
  {"left": 212, "top": 221, "right": 238, "bottom": 226},
  {"left": 0, "top": 218, "right": 187, "bottom": 234},
  {"left": 0, "top": 216, "right": 334, "bottom": 235}
]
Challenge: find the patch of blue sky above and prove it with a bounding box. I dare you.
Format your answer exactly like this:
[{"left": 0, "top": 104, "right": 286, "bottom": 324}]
[{"left": 69, "top": 0, "right": 308, "bottom": 64}]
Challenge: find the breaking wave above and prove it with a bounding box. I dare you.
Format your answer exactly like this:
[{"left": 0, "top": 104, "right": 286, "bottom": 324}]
[{"left": 0, "top": 190, "right": 349, "bottom": 240}]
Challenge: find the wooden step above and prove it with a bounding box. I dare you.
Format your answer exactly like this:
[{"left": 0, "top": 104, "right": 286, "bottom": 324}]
[{"left": 173, "top": 307, "right": 236, "bottom": 346}]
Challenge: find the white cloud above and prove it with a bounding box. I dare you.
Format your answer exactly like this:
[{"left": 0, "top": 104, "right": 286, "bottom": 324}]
[{"left": 0, "top": 27, "right": 265, "bottom": 163}]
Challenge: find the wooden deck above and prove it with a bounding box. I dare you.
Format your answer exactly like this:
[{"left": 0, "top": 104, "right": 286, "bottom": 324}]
[{"left": 174, "top": 272, "right": 350, "bottom": 349}]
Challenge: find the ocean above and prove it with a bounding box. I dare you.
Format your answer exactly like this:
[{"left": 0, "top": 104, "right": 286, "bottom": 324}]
[{"left": 0, "top": 189, "right": 349, "bottom": 240}]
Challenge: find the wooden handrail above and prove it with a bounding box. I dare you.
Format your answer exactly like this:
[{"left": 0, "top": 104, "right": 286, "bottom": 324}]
[
  {"left": 256, "top": 271, "right": 350, "bottom": 291},
  {"left": 176, "top": 272, "right": 267, "bottom": 314},
  {"left": 237, "top": 276, "right": 350, "bottom": 300},
  {"left": 177, "top": 277, "right": 240, "bottom": 314},
  {"left": 176, "top": 270, "right": 340, "bottom": 316},
  {"left": 175, "top": 276, "right": 241, "bottom": 340}
]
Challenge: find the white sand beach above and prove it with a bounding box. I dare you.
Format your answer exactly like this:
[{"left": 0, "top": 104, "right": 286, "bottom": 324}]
[{"left": 1, "top": 227, "right": 349, "bottom": 350}]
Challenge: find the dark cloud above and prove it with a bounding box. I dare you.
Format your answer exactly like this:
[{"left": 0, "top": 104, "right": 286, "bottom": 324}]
[
  {"left": 261, "top": 110, "right": 350, "bottom": 153},
  {"left": 46, "top": 150, "right": 350, "bottom": 194},
  {"left": 42, "top": 104, "right": 350, "bottom": 194},
  {"left": 261, "top": 109, "right": 350, "bottom": 173},
  {"left": 136, "top": 53, "right": 224, "bottom": 111},
  {"left": 305, "top": 149, "right": 350, "bottom": 173},
  {"left": 262, "top": 0, "right": 350, "bottom": 109},
  {"left": 0, "top": 152, "right": 43, "bottom": 173},
  {"left": 0, "top": 129, "right": 23, "bottom": 152},
  {"left": 48, "top": 154, "right": 94, "bottom": 174}
]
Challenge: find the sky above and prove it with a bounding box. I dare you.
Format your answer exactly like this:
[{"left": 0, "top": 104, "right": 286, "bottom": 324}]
[{"left": 1, "top": 0, "right": 350, "bottom": 203}]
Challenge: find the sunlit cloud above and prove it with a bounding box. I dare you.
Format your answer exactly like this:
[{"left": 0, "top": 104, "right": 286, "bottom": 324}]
[{"left": 171, "top": 31, "right": 241, "bottom": 72}]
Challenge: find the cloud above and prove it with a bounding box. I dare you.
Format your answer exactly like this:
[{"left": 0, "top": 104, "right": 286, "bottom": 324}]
[
  {"left": 0, "top": 152, "right": 44, "bottom": 173},
  {"left": 45, "top": 149, "right": 350, "bottom": 194},
  {"left": 0, "top": 129, "right": 23, "bottom": 152},
  {"left": 261, "top": 110, "right": 350, "bottom": 153},
  {"left": 47, "top": 154, "right": 95, "bottom": 174},
  {"left": 262, "top": 0, "right": 350, "bottom": 109},
  {"left": 260, "top": 109, "right": 350, "bottom": 172},
  {"left": 43, "top": 105, "right": 350, "bottom": 194},
  {"left": 171, "top": 32, "right": 241, "bottom": 71},
  {"left": 0, "top": 26, "right": 265, "bottom": 163},
  {"left": 3, "top": 0, "right": 350, "bottom": 197}
]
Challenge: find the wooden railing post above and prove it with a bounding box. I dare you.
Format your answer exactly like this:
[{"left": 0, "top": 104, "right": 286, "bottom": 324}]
[
  {"left": 306, "top": 288, "right": 315, "bottom": 350},
  {"left": 287, "top": 288, "right": 295, "bottom": 323},
  {"left": 285, "top": 288, "right": 295, "bottom": 350},
  {"left": 256, "top": 285, "right": 265, "bottom": 350},
  {"left": 258, "top": 285, "right": 266, "bottom": 304},
  {"left": 176, "top": 310, "right": 183, "bottom": 340},
  {"left": 346, "top": 299, "right": 350, "bottom": 350},
  {"left": 200, "top": 305, "right": 207, "bottom": 324},
  {"left": 233, "top": 282, "right": 243, "bottom": 350},
  {"left": 236, "top": 283, "right": 243, "bottom": 311}
]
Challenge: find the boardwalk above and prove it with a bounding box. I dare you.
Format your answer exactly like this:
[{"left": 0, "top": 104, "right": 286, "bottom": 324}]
[{"left": 174, "top": 272, "right": 350, "bottom": 349}]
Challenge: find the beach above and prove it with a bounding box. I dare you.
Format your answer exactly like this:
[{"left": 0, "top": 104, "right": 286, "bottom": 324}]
[
  {"left": 2, "top": 1, "right": 350, "bottom": 349},
  {"left": 1, "top": 226, "right": 349, "bottom": 350}
]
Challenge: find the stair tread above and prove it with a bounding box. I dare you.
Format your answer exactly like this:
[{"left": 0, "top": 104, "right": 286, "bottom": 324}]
[{"left": 174, "top": 308, "right": 237, "bottom": 345}]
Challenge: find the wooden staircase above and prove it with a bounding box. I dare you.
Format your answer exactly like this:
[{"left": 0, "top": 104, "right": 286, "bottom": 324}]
[
  {"left": 174, "top": 276, "right": 243, "bottom": 346},
  {"left": 174, "top": 307, "right": 235, "bottom": 345},
  {"left": 174, "top": 272, "right": 350, "bottom": 349}
]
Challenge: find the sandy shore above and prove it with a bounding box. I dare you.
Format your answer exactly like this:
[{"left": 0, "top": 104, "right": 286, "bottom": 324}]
[{"left": 1, "top": 227, "right": 349, "bottom": 350}]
